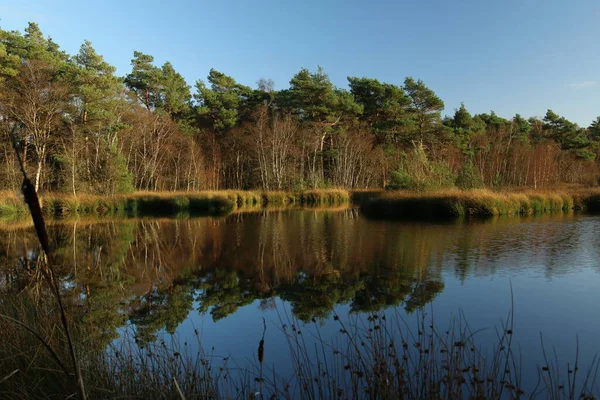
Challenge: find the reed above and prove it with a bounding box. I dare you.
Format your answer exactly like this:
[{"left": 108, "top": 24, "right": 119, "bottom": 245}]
[
  {"left": 5, "top": 127, "right": 87, "bottom": 399},
  {"left": 0, "top": 291, "right": 598, "bottom": 399},
  {"left": 4, "top": 187, "right": 600, "bottom": 222},
  {"left": 360, "top": 188, "right": 600, "bottom": 219},
  {"left": 0, "top": 189, "right": 352, "bottom": 221},
  {"left": 0, "top": 296, "right": 74, "bottom": 399},
  {"left": 0, "top": 191, "right": 28, "bottom": 221}
]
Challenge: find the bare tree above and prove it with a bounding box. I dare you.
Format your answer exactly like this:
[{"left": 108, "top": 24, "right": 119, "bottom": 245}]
[
  {"left": 252, "top": 107, "right": 299, "bottom": 190},
  {"left": 0, "top": 61, "right": 70, "bottom": 191}
]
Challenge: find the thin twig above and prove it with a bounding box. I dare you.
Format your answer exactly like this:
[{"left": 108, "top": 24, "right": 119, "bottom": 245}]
[
  {"left": 0, "top": 369, "right": 19, "bottom": 385},
  {"left": 173, "top": 377, "right": 186, "bottom": 400}
]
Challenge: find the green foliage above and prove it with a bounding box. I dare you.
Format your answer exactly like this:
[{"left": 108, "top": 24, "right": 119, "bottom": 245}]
[
  {"left": 194, "top": 69, "right": 252, "bottom": 131},
  {"left": 589, "top": 116, "right": 600, "bottom": 141},
  {"left": 109, "top": 144, "right": 135, "bottom": 194},
  {"left": 543, "top": 109, "right": 590, "bottom": 153},
  {"left": 0, "top": 201, "right": 28, "bottom": 220},
  {"left": 0, "top": 40, "right": 19, "bottom": 80},
  {"left": 124, "top": 51, "right": 191, "bottom": 117},
  {"left": 348, "top": 76, "right": 411, "bottom": 143},
  {"left": 124, "top": 51, "right": 162, "bottom": 110},
  {"left": 70, "top": 41, "right": 122, "bottom": 123},
  {"left": 386, "top": 169, "right": 413, "bottom": 190},
  {"left": 444, "top": 103, "right": 486, "bottom": 153},
  {"left": 477, "top": 111, "right": 510, "bottom": 129},
  {"left": 453, "top": 103, "right": 474, "bottom": 131},
  {"left": 404, "top": 77, "right": 445, "bottom": 143},
  {"left": 386, "top": 143, "right": 455, "bottom": 191},
  {"left": 512, "top": 113, "right": 532, "bottom": 142},
  {"left": 286, "top": 67, "right": 362, "bottom": 124},
  {"left": 0, "top": 23, "right": 67, "bottom": 69},
  {"left": 159, "top": 61, "right": 191, "bottom": 117},
  {"left": 456, "top": 160, "right": 484, "bottom": 189}
]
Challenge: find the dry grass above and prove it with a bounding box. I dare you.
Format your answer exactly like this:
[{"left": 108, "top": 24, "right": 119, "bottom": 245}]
[
  {"left": 0, "top": 191, "right": 29, "bottom": 220},
  {"left": 0, "top": 189, "right": 352, "bottom": 221},
  {"left": 360, "top": 188, "right": 600, "bottom": 219},
  {"left": 3, "top": 187, "right": 600, "bottom": 221}
]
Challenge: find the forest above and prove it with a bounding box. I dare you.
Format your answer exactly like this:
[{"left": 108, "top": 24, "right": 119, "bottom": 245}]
[{"left": 2, "top": 22, "right": 600, "bottom": 195}]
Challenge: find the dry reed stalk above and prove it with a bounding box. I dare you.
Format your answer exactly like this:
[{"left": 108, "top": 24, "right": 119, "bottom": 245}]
[{"left": 8, "top": 125, "right": 87, "bottom": 400}]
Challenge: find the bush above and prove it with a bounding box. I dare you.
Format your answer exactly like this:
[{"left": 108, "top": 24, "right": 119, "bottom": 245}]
[
  {"left": 109, "top": 145, "right": 135, "bottom": 194},
  {"left": 386, "top": 169, "right": 413, "bottom": 190},
  {"left": 456, "top": 160, "right": 484, "bottom": 189},
  {"left": 386, "top": 143, "right": 456, "bottom": 191}
]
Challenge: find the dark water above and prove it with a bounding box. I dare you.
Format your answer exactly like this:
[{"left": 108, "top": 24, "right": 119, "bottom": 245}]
[{"left": 2, "top": 208, "right": 600, "bottom": 392}]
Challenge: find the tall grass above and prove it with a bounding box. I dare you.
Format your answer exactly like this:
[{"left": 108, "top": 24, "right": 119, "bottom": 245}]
[
  {"left": 1, "top": 291, "right": 598, "bottom": 399},
  {"left": 0, "top": 191, "right": 28, "bottom": 221},
  {"left": 361, "top": 188, "right": 600, "bottom": 219},
  {"left": 0, "top": 293, "right": 92, "bottom": 399},
  {"left": 0, "top": 189, "right": 352, "bottom": 221},
  {"left": 6, "top": 187, "right": 600, "bottom": 222}
]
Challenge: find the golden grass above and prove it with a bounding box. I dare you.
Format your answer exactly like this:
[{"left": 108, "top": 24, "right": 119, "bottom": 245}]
[
  {"left": 360, "top": 188, "right": 600, "bottom": 219},
  {"left": 0, "top": 189, "right": 352, "bottom": 221},
  {"left": 4, "top": 187, "right": 600, "bottom": 222}
]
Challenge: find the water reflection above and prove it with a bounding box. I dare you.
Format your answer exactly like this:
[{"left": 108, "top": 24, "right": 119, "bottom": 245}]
[{"left": 1, "top": 210, "right": 599, "bottom": 349}]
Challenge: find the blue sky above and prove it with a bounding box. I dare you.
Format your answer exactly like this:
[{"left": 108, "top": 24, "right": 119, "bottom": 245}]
[{"left": 1, "top": 0, "right": 599, "bottom": 126}]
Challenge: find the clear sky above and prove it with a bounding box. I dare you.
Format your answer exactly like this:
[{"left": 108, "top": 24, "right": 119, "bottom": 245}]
[{"left": 1, "top": 0, "right": 599, "bottom": 126}]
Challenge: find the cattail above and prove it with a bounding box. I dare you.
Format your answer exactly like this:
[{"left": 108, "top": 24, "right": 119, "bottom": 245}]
[
  {"left": 258, "top": 317, "right": 266, "bottom": 364},
  {"left": 21, "top": 177, "right": 50, "bottom": 255},
  {"left": 258, "top": 339, "right": 264, "bottom": 363}
]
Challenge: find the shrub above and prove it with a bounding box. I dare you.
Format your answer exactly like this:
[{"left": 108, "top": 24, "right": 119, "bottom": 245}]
[
  {"left": 386, "top": 169, "right": 412, "bottom": 190},
  {"left": 386, "top": 145, "right": 456, "bottom": 191},
  {"left": 456, "top": 160, "right": 484, "bottom": 189}
]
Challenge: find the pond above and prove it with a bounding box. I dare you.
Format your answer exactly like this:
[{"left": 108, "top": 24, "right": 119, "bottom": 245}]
[{"left": 1, "top": 208, "right": 600, "bottom": 397}]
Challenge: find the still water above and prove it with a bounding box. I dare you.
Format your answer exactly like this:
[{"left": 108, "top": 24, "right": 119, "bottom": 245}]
[{"left": 1, "top": 208, "right": 600, "bottom": 393}]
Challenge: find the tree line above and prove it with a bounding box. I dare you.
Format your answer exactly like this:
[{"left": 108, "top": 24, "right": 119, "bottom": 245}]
[{"left": 1, "top": 22, "right": 600, "bottom": 194}]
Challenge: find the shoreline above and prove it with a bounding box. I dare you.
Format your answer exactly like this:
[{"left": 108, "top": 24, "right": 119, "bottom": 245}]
[
  {"left": 0, "top": 189, "right": 352, "bottom": 221},
  {"left": 358, "top": 188, "right": 600, "bottom": 219},
  {"left": 2, "top": 188, "right": 600, "bottom": 222}
]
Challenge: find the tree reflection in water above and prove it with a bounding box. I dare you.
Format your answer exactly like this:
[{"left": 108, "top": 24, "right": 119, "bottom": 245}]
[{"left": 0, "top": 209, "right": 471, "bottom": 347}]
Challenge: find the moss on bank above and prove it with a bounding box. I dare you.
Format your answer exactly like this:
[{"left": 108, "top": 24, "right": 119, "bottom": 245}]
[{"left": 360, "top": 188, "right": 600, "bottom": 219}]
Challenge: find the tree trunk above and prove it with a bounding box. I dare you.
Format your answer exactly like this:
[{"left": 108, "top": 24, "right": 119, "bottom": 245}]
[{"left": 34, "top": 144, "right": 46, "bottom": 192}]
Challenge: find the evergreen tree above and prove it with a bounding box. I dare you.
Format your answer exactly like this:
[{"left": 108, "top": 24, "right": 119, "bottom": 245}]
[
  {"left": 124, "top": 51, "right": 162, "bottom": 111},
  {"left": 404, "top": 77, "right": 444, "bottom": 144},
  {"left": 159, "top": 61, "right": 191, "bottom": 118},
  {"left": 194, "top": 69, "right": 253, "bottom": 132},
  {"left": 348, "top": 76, "right": 411, "bottom": 143}
]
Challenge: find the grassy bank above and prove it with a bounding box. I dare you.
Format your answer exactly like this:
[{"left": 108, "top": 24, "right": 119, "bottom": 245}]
[
  {"left": 0, "top": 189, "right": 351, "bottom": 221},
  {"left": 360, "top": 188, "right": 600, "bottom": 219},
  {"left": 4, "top": 187, "right": 600, "bottom": 222}
]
